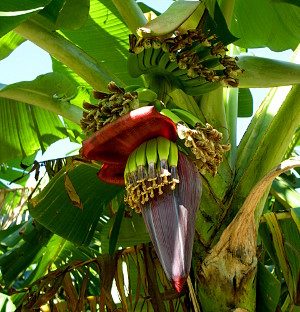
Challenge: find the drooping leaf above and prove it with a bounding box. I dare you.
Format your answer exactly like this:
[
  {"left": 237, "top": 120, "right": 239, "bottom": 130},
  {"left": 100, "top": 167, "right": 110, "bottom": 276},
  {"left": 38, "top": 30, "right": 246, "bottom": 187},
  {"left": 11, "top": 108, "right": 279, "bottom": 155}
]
[
  {"left": 109, "top": 202, "right": 125, "bottom": 257},
  {"left": 39, "top": 0, "right": 90, "bottom": 30},
  {"left": 238, "top": 88, "right": 253, "bottom": 117},
  {"left": 0, "top": 98, "right": 67, "bottom": 163},
  {"left": 29, "top": 162, "right": 123, "bottom": 246},
  {"left": 138, "top": 1, "right": 203, "bottom": 37},
  {"left": 0, "top": 0, "right": 52, "bottom": 37},
  {"left": 0, "top": 32, "right": 25, "bottom": 61},
  {"left": 256, "top": 261, "right": 281, "bottom": 312},
  {"left": 202, "top": 1, "right": 238, "bottom": 46},
  {"left": 237, "top": 55, "right": 300, "bottom": 88},
  {"left": 291, "top": 208, "right": 300, "bottom": 233},
  {"left": 231, "top": 0, "right": 300, "bottom": 51},
  {"left": 0, "top": 73, "right": 83, "bottom": 124},
  {"left": 0, "top": 154, "right": 36, "bottom": 187},
  {"left": 0, "top": 219, "right": 53, "bottom": 287},
  {"left": 264, "top": 213, "right": 294, "bottom": 302},
  {"left": 271, "top": 177, "right": 300, "bottom": 209},
  {"left": 52, "top": 0, "right": 143, "bottom": 88}
]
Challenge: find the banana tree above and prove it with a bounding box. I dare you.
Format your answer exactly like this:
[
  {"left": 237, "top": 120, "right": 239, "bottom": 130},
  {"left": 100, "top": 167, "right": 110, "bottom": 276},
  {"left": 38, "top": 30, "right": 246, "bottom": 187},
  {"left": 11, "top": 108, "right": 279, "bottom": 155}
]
[{"left": 0, "top": 0, "right": 300, "bottom": 311}]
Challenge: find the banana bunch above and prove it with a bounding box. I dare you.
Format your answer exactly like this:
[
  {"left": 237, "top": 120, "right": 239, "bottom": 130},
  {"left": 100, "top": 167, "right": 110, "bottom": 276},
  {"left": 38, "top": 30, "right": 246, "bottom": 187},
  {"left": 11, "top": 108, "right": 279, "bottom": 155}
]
[
  {"left": 124, "top": 137, "right": 179, "bottom": 213},
  {"left": 128, "top": 29, "right": 244, "bottom": 96},
  {"left": 161, "top": 108, "right": 230, "bottom": 177},
  {"left": 80, "top": 82, "right": 158, "bottom": 134}
]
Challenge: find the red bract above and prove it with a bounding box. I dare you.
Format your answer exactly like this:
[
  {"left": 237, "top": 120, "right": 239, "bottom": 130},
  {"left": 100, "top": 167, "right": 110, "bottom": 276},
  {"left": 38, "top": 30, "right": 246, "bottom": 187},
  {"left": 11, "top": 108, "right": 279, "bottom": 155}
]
[
  {"left": 141, "top": 152, "right": 202, "bottom": 293},
  {"left": 97, "top": 163, "right": 126, "bottom": 186},
  {"left": 82, "top": 106, "right": 177, "bottom": 164}
]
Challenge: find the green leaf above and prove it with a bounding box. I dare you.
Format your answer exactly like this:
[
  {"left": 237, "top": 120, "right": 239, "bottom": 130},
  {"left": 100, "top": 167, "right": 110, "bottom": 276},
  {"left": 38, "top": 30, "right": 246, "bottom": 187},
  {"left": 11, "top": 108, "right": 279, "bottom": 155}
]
[
  {"left": 0, "top": 293, "right": 16, "bottom": 312},
  {"left": 231, "top": 0, "right": 300, "bottom": 51},
  {"left": 271, "top": 0, "right": 300, "bottom": 8},
  {"left": 264, "top": 213, "right": 294, "bottom": 302},
  {"left": 0, "top": 98, "right": 67, "bottom": 163},
  {"left": 109, "top": 202, "right": 125, "bottom": 257},
  {"left": 29, "top": 162, "right": 123, "bottom": 246},
  {"left": 259, "top": 222, "right": 283, "bottom": 281},
  {"left": 238, "top": 88, "right": 253, "bottom": 117},
  {"left": 291, "top": 208, "right": 300, "bottom": 233},
  {"left": 279, "top": 218, "right": 300, "bottom": 305},
  {"left": 40, "top": 0, "right": 90, "bottom": 30},
  {"left": 137, "top": 2, "right": 161, "bottom": 16},
  {"left": 202, "top": 1, "right": 238, "bottom": 46},
  {"left": 0, "top": 73, "right": 83, "bottom": 125},
  {"left": 0, "top": 0, "right": 52, "bottom": 37},
  {"left": 271, "top": 177, "right": 300, "bottom": 209},
  {"left": 52, "top": 0, "right": 142, "bottom": 88},
  {"left": 0, "top": 220, "right": 52, "bottom": 287},
  {"left": 237, "top": 56, "right": 300, "bottom": 88},
  {"left": 256, "top": 261, "right": 281, "bottom": 312},
  {"left": 0, "top": 155, "right": 36, "bottom": 187},
  {"left": 138, "top": 1, "right": 203, "bottom": 37},
  {"left": 0, "top": 32, "right": 25, "bottom": 61}
]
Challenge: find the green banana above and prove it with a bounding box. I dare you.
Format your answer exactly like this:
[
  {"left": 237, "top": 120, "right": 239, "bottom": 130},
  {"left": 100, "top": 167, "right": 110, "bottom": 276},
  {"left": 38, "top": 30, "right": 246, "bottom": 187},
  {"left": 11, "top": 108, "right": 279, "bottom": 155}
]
[
  {"left": 124, "top": 85, "right": 141, "bottom": 93},
  {"left": 168, "top": 141, "right": 179, "bottom": 190},
  {"left": 124, "top": 160, "right": 131, "bottom": 188},
  {"left": 182, "top": 82, "right": 220, "bottom": 96},
  {"left": 137, "top": 49, "right": 147, "bottom": 71},
  {"left": 200, "top": 57, "right": 221, "bottom": 69},
  {"left": 166, "top": 60, "right": 179, "bottom": 73},
  {"left": 158, "top": 52, "right": 171, "bottom": 70},
  {"left": 127, "top": 53, "right": 143, "bottom": 78},
  {"left": 135, "top": 141, "right": 148, "bottom": 186},
  {"left": 180, "top": 76, "right": 207, "bottom": 87},
  {"left": 143, "top": 47, "right": 154, "bottom": 70},
  {"left": 146, "top": 138, "right": 158, "bottom": 196},
  {"left": 171, "top": 67, "right": 188, "bottom": 77},
  {"left": 171, "top": 109, "right": 204, "bottom": 128},
  {"left": 136, "top": 88, "right": 157, "bottom": 103},
  {"left": 128, "top": 148, "right": 138, "bottom": 187},
  {"left": 151, "top": 47, "right": 163, "bottom": 66},
  {"left": 157, "top": 136, "right": 171, "bottom": 183},
  {"left": 160, "top": 108, "right": 185, "bottom": 124}
]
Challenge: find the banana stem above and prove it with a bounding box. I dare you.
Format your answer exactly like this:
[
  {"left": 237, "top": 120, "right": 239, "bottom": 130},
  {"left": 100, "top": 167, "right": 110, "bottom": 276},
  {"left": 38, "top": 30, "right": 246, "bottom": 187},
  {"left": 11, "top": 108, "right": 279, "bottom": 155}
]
[
  {"left": 112, "top": 0, "right": 147, "bottom": 33},
  {"left": 224, "top": 87, "right": 238, "bottom": 168},
  {"left": 224, "top": 45, "right": 240, "bottom": 168},
  {"left": 14, "top": 19, "right": 113, "bottom": 92}
]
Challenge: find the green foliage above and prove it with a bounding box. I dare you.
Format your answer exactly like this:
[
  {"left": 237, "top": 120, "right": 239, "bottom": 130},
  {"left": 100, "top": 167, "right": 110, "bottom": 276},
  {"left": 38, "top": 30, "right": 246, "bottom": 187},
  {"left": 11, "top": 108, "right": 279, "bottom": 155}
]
[{"left": 0, "top": 0, "right": 299, "bottom": 311}]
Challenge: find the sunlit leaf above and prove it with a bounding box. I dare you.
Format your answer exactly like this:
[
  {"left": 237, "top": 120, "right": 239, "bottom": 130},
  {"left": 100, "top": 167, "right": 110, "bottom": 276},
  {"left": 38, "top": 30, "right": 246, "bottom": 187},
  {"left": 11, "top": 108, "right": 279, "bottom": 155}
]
[
  {"left": 40, "top": 0, "right": 90, "bottom": 30},
  {"left": 52, "top": 0, "right": 143, "bottom": 88},
  {"left": 238, "top": 88, "right": 253, "bottom": 117},
  {"left": 29, "top": 162, "right": 123, "bottom": 246},
  {"left": 0, "top": 32, "right": 25, "bottom": 61},
  {"left": 0, "top": 98, "right": 67, "bottom": 163},
  {"left": 0, "top": 0, "right": 52, "bottom": 37},
  {"left": 231, "top": 0, "right": 300, "bottom": 51}
]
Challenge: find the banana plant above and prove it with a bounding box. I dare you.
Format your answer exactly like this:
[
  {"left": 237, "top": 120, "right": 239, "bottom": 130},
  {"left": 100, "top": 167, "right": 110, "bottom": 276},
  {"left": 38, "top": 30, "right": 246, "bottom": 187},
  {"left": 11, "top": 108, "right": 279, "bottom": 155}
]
[{"left": 0, "top": 0, "right": 300, "bottom": 311}]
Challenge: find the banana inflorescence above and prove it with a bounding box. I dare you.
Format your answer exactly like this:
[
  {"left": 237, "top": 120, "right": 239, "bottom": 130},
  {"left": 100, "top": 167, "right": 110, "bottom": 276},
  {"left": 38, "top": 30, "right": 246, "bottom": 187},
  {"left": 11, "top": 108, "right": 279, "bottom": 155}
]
[
  {"left": 161, "top": 108, "right": 230, "bottom": 177},
  {"left": 124, "top": 137, "right": 179, "bottom": 213},
  {"left": 128, "top": 29, "right": 244, "bottom": 96},
  {"left": 80, "top": 82, "right": 157, "bottom": 134}
]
